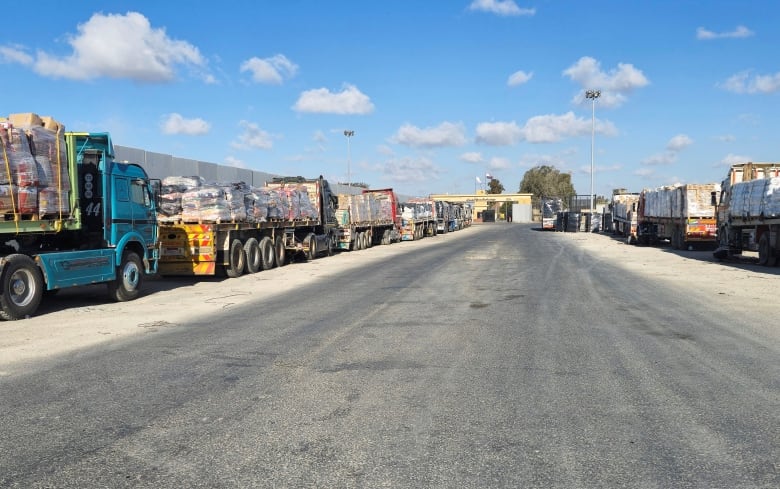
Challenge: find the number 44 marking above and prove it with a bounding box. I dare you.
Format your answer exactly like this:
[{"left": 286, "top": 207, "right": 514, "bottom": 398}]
[{"left": 85, "top": 202, "right": 101, "bottom": 216}]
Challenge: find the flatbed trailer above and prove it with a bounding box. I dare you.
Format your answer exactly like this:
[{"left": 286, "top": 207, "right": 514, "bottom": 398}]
[{"left": 159, "top": 175, "right": 338, "bottom": 276}]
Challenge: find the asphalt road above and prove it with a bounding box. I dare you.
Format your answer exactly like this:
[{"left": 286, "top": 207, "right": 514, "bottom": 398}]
[{"left": 1, "top": 223, "right": 778, "bottom": 488}]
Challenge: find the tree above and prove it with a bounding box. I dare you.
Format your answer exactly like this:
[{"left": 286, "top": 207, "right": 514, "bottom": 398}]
[
  {"left": 487, "top": 178, "right": 504, "bottom": 194},
  {"left": 518, "top": 165, "right": 575, "bottom": 203}
]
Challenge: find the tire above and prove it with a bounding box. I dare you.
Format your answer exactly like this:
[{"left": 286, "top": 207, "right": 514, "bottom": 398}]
[
  {"left": 244, "top": 238, "right": 261, "bottom": 274},
  {"left": 305, "top": 233, "right": 317, "bottom": 261},
  {"left": 259, "top": 237, "right": 274, "bottom": 270},
  {"left": 382, "top": 229, "right": 391, "bottom": 245},
  {"left": 758, "top": 234, "right": 775, "bottom": 266},
  {"left": 326, "top": 234, "right": 334, "bottom": 256},
  {"left": 274, "top": 235, "right": 286, "bottom": 267},
  {"left": 225, "top": 239, "right": 246, "bottom": 278},
  {"left": 0, "top": 254, "right": 44, "bottom": 320},
  {"left": 107, "top": 251, "right": 144, "bottom": 302},
  {"left": 365, "top": 231, "right": 373, "bottom": 248}
]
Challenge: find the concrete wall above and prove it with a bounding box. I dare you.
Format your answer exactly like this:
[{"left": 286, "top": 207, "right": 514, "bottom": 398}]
[{"left": 115, "top": 145, "right": 370, "bottom": 197}]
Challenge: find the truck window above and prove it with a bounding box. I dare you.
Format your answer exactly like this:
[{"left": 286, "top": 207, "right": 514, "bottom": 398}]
[
  {"left": 115, "top": 178, "right": 129, "bottom": 202},
  {"left": 131, "top": 179, "right": 150, "bottom": 207}
]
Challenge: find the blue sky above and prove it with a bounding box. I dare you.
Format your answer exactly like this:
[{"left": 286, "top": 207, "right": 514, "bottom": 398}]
[{"left": 2, "top": 1, "right": 778, "bottom": 198}]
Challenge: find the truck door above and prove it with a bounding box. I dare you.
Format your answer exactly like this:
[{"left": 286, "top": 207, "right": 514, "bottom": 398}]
[{"left": 110, "top": 170, "right": 157, "bottom": 247}]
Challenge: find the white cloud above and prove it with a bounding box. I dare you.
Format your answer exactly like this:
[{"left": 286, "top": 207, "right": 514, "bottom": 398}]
[
  {"left": 160, "top": 113, "right": 210, "bottom": 135},
  {"left": 720, "top": 70, "right": 780, "bottom": 94},
  {"left": 476, "top": 112, "right": 617, "bottom": 145},
  {"left": 392, "top": 121, "right": 467, "bottom": 148},
  {"left": 641, "top": 152, "right": 677, "bottom": 166},
  {"left": 31, "top": 12, "right": 207, "bottom": 82},
  {"left": 696, "top": 25, "right": 754, "bottom": 40},
  {"left": 475, "top": 121, "right": 524, "bottom": 145},
  {"left": 313, "top": 130, "right": 327, "bottom": 143},
  {"left": 563, "top": 56, "right": 649, "bottom": 108},
  {"left": 240, "top": 54, "right": 298, "bottom": 84},
  {"left": 231, "top": 120, "right": 275, "bottom": 150},
  {"left": 634, "top": 167, "right": 654, "bottom": 177},
  {"left": 507, "top": 70, "right": 533, "bottom": 87},
  {"left": 224, "top": 156, "right": 247, "bottom": 169},
  {"left": 488, "top": 156, "right": 513, "bottom": 170},
  {"left": 719, "top": 153, "right": 753, "bottom": 167},
  {"left": 376, "top": 156, "right": 442, "bottom": 183},
  {"left": 0, "top": 45, "right": 33, "bottom": 65},
  {"left": 666, "top": 134, "right": 693, "bottom": 151},
  {"left": 377, "top": 144, "right": 395, "bottom": 156},
  {"left": 468, "top": 0, "right": 535, "bottom": 16},
  {"left": 715, "top": 134, "right": 736, "bottom": 142},
  {"left": 460, "top": 152, "right": 484, "bottom": 164},
  {"left": 293, "top": 84, "right": 374, "bottom": 114}
]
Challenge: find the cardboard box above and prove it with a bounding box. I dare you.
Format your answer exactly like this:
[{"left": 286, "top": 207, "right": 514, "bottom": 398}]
[{"left": 9, "top": 112, "right": 43, "bottom": 128}]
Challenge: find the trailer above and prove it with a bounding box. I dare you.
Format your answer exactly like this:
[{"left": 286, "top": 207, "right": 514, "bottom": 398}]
[
  {"left": 540, "top": 197, "right": 563, "bottom": 230},
  {"left": 400, "top": 199, "right": 437, "bottom": 241},
  {"left": 0, "top": 114, "right": 159, "bottom": 319},
  {"left": 434, "top": 200, "right": 454, "bottom": 233},
  {"left": 611, "top": 193, "right": 639, "bottom": 242},
  {"left": 636, "top": 183, "right": 720, "bottom": 249},
  {"left": 713, "top": 162, "right": 780, "bottom": 265},
  {"left": 158, "top": 175, "right": 338, "bottom": 276},
  {"left": 335, "top": 188, "right": 401, "bottom": 250}
]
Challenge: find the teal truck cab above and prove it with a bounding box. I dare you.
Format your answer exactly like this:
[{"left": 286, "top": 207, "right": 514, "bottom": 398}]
[{"left": 0, "top": 130, "right": 159, "bottom": 319}]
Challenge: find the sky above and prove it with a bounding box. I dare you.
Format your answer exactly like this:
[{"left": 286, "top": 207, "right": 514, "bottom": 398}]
[{"left": 2, "top": 1, "right": 778, "bottom": 199}]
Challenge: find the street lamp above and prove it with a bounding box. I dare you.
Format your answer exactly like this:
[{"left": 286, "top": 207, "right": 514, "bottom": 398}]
[
  {"left": 585, "top": 89, "right": 600, "bottom": 213},
  {"left": 344, "top": 130, "right": 354, "bottom": 190}
]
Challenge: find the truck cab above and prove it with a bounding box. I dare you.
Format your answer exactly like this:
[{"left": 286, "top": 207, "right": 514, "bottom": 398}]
[{"left": 0, "top": 131, "right": 159, "bottom": 320}]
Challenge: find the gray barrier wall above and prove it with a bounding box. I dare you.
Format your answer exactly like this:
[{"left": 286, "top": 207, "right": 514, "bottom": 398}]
[{"left": 115, "top": 145, "right": 366, "bottom": 197}]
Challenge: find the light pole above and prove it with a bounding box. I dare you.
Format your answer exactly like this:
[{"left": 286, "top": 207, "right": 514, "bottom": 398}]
[
  {"left": 344, "top": 130, "right": 354, "bottom": 190},
  {"left": 585, "top": 89, "right": 600, "bottom": 213}
]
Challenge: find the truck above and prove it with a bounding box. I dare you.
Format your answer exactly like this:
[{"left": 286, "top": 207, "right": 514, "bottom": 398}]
[
  {"left": 713, "top": 162, "right": 780, "bottom": 265},
  {"left": 635, "top": 183, "right": 720, "bottom": 249},
  {"left": 158, "top": 175, "right": 338, "bottom": 276},
  {"left": 610, "top": 192, "right": 639, "bottom": 242},
  {"left": 400, "top": 199, "right": 437, "bottom": 241},
  {"left": 435, "top": 200, "right": 454, "bottom": 233},
  {"left": 335, "top": 188, "right": 401, "bottom": 250},
  {"left": 0, "top": 114, "right": 159, "bottom": 320},
  {"left": 540, "top": 197, "right": 563, "bottom": 230}
]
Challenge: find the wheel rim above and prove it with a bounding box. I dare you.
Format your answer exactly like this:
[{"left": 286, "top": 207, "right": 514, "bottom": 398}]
[
  {"left": 9, "top": 268, "right": 37, "bottom": 307},
  {"left": 120, "top": 260, "right": 141, "bottom": 293}
]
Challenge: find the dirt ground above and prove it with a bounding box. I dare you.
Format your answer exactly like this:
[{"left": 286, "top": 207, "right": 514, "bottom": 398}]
[{"left": 1, "top": 225, "right": 778, "bottom": 374}]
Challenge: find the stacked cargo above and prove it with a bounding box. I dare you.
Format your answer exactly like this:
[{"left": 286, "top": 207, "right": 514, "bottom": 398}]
[
  {"left": 0, "top": 112, "right": 70, "bottom": 218},
  {"left": 336, "top": 193, "right": 387, "bottom": 225},
  {"left": 729, "top": 177, "right": 780, "bottom": 218},
  {"left": 637, "top": 183, "right": 720, "bottom": 248},
  {"left": 159, "top": 176, "right": 317, "bottom": 223}
]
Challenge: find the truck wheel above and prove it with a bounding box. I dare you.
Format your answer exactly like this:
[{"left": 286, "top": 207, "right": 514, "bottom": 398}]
[
  {"left": 244, "top": 238, "right": 261, "bottom": 274},
  {"left": 0, "top": 254, "right": 44, "bottom": 320},
  {"left": 107, "top": 251, "right": 144, "bottom": 302},
  {"left": 225, "top": 239, "right": 246, "bottom": 278},
  {"left": 305, "top": 233, "right": 317, "bottom": 261},
  {"left": 274, "top": 236, "right": 286, "bottom": 267},
  {"left": 365, "top": 231, "right": 373, "bottom": 248},
  {"left": 259, "top": 237, "right": 274, "bottom": 270},
  {"left": 758, "top": 234, "right": 775, "bottom": 266},
  {"left": 382, "top": 229, "right": 391, "bottom": 245}
]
